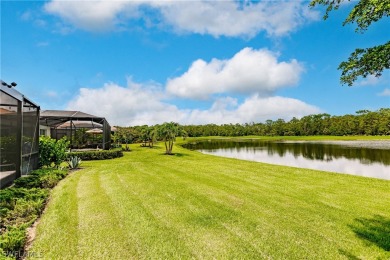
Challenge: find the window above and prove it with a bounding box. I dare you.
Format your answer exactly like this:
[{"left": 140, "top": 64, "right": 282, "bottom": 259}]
[{"left": 40, "top": 129, "right": 46, "bottom": 136}]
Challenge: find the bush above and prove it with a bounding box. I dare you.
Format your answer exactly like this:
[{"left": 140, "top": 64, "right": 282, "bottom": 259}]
[
  {"left": 0, "top": 168, "right": 68, "bottom": 259},
  {"left": 39, "top": 136, "right": 69, "bottom": 168},
  {"left": 0, "top": 188, "right": 48, "bottom": 207},
  {"left": 39, "top": 174, "right": 61, "bottom": 189},
  {"left": 12, "top": 176, "right": 40, "bottom": 189},
  {"left": 3, "top": 199, "right": 44, "bottom": 227},
  {"left": 0, "top": 225, "right": 27, "bottom": 254},
  {"left": 13, "top": 169, "right": 68, "bottom": 189},
  {"left": 67, "top": 148, "right": 123, "bottom": 161}
]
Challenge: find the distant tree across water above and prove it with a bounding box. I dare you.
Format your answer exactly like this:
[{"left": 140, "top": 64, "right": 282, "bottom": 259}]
[{"left": 116, "top": 108, "right": 390, "bottom": 141}]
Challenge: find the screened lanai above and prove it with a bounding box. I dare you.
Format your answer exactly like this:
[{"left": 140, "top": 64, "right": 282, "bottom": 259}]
[
  {"left": 0, "top": 83, "right": 40, "bottom": 188},
  {"left": 40, "top": 110, "right": 111, "bottom": 150}
]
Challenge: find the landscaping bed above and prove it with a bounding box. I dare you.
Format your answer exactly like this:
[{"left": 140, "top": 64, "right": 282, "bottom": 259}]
[{"left": 0, "top": 168, "right": 69, "bottom": 260}]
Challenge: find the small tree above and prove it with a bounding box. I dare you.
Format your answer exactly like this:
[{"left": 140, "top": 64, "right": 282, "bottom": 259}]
[
  {"left": 116, "top": 127, "right": 133, "bottom": 151},
  {"left": 157, "top": 122, "right": 187, "bottom": 155},
  {"left": 140, "top": 126, "right": 157, "bottom": 148},
  {"left": 39, "top": 136, "right": 69, "bottom": 168}
]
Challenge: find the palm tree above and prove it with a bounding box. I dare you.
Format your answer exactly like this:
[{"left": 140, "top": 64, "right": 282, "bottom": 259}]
[
  {"left": 140, "top": 126, "right": 157, "bottom": 148},
  {"left": 157, "top": 122, "right": 186, "bottom": 155}
]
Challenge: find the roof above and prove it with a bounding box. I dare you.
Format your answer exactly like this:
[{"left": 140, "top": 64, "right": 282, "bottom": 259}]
[
  {"left": 41, "top": 110, "right": 100, "bottom": 118},
  {"left": 40, "top": 110, "right": 108, "bottom": 128},
  {"left": 1, "top": 84, "right": 39, "bottom": 108}
]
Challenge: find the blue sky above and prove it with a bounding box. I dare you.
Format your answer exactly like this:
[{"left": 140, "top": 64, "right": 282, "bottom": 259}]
[{"left": 1, "top": 0, "right": 389, "bottom": 126}]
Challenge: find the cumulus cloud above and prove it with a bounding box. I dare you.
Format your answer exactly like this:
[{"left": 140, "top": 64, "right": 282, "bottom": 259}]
[
  {"left": 67, "top": 78, "right": 185, "bottom": 126},
  {"left": 166, "top": 47, "right": 304, "bottom": 99},
  {"left": 378, "top": 88, "right": 390, "bottom": 97},
  {"left": 184, "top": 95, "right": 320, "bottom": 124},
  {"left": 44, "top": 0, "right": 319, "bottom": 37},
  {"left": 67, "top": 79, "right": 320, "bottom": 126},
  {"left": 357, "top": 75, "right": 380, "bottom": 86},
  {"left": 44, "top": 1, "right": 139, "bottom": 31}
]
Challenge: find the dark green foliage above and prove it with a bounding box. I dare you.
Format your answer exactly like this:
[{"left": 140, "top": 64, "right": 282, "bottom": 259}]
[
  {"left": 39, "top": 136, "right": 69, "bottom": 168},
  {"left": 3, "top": 199, "right": 44, "bottom": 227},
  {"left": 339, "top": 42, "right": 390, "bottom": 86},
  {"left": 0, "top": 168, "right": 68, "bottom": 259},
  {"left": 13, "top": 169, "right": 68, "bottom": 189},
  {"left": 0, "top": 226, "right": 27, "bottom": 254},
  {"left": 310, "top": 0, "right": 390, "bottom": 85},
  {"left": 0, "top": 188, "right": 48, "bottom": 211},
  {"left": 157, "top": 122, "right": 187, "bottom": 155},
  {"left": 115, "top": 127, "right": 134, "bottom": 151},
  {"left": 180, "top": 108, "right": 390, "bottom": 137},
  {"left": 39, "top": 174, "right": 61, "bottom": 189},
  {"left": 67, "top": 148, "right": 123, "bottom": 161},
  {"left": 12, "top": 176, "right": 40, "bottom": 189}
]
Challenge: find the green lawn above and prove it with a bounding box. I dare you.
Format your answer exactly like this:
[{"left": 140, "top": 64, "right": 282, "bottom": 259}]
[{"left": 29, "top": 142, "right": 390, "bottom": 259}]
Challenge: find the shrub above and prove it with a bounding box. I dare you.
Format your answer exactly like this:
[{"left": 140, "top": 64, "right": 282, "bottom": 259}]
[
  {"left": 12, "top": 176, "right": 40, "bottom": 189},
  {"left": 67, "top": 148, "right": 123, "bottom": 161},
  {"left": 3, "top": 199, "right": 44, "bottom": 227},
  {"left": 39, "top": 136, "right": 69, "bottom": 168},
  {"left": 12, "top": 169, "right": 68, "bottom": 189},
  {"left": 39, "top": 174, "right": 61, "bottom": 189},
  {"left": 0, "top": 188, "right": 48, "bottom": 210},
  {"left": 0, "top": 225, "right": 27, "bottom": 254},
  {"left": 0, "top": 168, "right": 67, "bottom": 259}
]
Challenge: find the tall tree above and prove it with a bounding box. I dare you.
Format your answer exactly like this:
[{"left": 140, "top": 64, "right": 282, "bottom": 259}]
[{"left": 310, "top": 0, "right": 390, "bottom": 86}]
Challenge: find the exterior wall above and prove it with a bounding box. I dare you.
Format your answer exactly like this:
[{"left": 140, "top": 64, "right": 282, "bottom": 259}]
[{"left": 39, "top": 125, "right": 51, "bottom": 137}]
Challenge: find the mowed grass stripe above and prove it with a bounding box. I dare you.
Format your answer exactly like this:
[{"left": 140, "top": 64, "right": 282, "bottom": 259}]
[
  {"left": 29, "top": 171, "right": 81, "bottom": 259},
  {"left": 112, "top": 153, "right": 265, "bottom": 259},
  {"left": 134, "top": 149, "right": 346, "bottom": 258},
  {"left": 29, "top": 143, "right": 390, "bottom": 259},
  {"left": 100, "top": 171, "right": 194, "bottom": 259},
  {"left": 76, "top": 168, "right": 131, "bottom": 259}
]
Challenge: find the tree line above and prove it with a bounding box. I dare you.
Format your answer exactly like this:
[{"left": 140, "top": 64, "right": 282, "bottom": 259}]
[{"left": 114, "top": 109, "right": 390, "bottom": 144}]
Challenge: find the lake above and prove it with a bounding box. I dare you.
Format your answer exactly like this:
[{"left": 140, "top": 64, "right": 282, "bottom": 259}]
[{"left": 183, "top": 139, "right": 390, "bottom": 180}]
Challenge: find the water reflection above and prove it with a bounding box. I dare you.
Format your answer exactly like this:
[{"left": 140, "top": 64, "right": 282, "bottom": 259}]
[{"left": 184, "top": 140, "right": 390, "bottom": 180}]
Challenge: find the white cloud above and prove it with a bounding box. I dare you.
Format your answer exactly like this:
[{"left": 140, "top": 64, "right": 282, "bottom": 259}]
[
  {"left": 166, "top": 47, "right": 304, "bottom": 99},
  {"left": 67, "top": 79, "right": 186, "bottom": 126},
  {"left": 357, "top": 75, "right": 380, "bottom": 86},
  {"left": 67, "top": 79, "right": 320, "bottom": 126},
  {"left": 378, "top": 88, "right": 390, "bottom": 97},
  {"left": 153, "top": 1, "right": 319, "bottom": 37},
  {"left": 184, "top": 95, "right": 320, "bottom": 124},
  {"left": 44, "top": 0, "right": 319, "bottom": 37},
  {"left": 44, "top": 1, "right": 139, "bottom": 32}
]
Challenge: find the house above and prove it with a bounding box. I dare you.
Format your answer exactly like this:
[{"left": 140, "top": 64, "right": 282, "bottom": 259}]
[{"left": 39, "top": 110, "right": 111, "bottom": 150}]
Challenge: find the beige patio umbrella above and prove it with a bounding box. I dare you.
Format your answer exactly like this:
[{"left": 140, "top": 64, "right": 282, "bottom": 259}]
[
  {"left": 86, "top": 128, "right": 103, "bottom": 145},
  {"left": 86, "top": 128, "right": 103, "bottom": 134}
]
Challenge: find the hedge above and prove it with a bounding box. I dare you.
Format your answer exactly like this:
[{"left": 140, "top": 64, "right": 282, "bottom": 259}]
[
  {"left": 0, "top": 168, "right": 69, "bottom": 259},
  {"left": 66, "top": 148, "right": 123, "bottom": 161}
]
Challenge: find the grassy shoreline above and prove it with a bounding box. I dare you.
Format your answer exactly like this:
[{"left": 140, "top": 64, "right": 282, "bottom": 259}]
[{"left": 28, "top": 141, "right": 390, "bottom": 259}]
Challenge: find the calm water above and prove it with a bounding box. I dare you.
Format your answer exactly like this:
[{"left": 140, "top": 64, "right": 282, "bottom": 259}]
[{"left": 183, "top": 140, "right": 390, "bottom": 180}]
